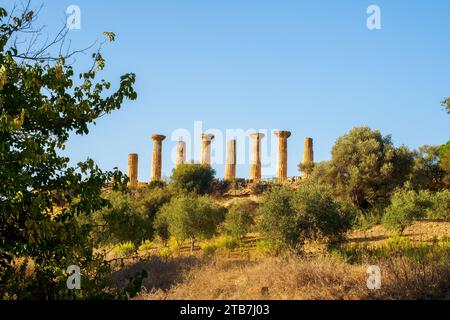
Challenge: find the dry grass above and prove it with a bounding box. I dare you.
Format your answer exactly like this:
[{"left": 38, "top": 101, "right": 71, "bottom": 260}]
[
  {"left": 130, "top": 252, "right": 449, "bottom": 300},
  {"left": 111, "top": 220, "right": 450, "bottom": 300}
]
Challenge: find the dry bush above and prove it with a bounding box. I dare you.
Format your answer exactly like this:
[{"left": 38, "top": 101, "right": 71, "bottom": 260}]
[{"left": 380, "top": 253, "right": 450, "bottom": 299}]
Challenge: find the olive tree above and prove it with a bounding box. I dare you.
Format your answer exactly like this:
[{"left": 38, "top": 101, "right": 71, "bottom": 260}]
[
  {"left": 311, "top": 127, "right": 414, "bottom": 210},
  {"left": 154, "top": 195, "right": 225, "bottom": 251}
]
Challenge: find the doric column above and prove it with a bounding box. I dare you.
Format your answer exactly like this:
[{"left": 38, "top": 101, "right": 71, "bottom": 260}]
[
  {"left": 127, "top": 153, "right": 139, "bottom": 187},
  {"left": 176, "top": 140, "right": 186, "bottom": 166},
  {"left": 225, "top": 139, "right": 236, "bottom": 181},
  {"left": 302, "top": 137, "right": 314, "bottom": 178},
  {"left": 274, "top": 131, "right": 291, "bottom": 183},
  {"left": 201, "top": 133, "right": 215, "bottom": 166},
  {"left": 249, "top": 133, "right": 265, "bottom": 181},
  {"left": 151, "top": 134, "right": 166, "bottom": 181}
]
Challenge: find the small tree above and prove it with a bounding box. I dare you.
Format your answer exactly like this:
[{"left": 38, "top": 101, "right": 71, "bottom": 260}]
[
  {"left": 258, "top": 183, "right": 354, "bottom": 249},
  {"left": 257, "top": 185, "right": 298, "bottom": 248},
  {"left": 382, "top": 189, "right": 431, "bottom": 234},
  {"left": 154, "top": 195, "right": 225, "bottom": 251},
  {"left": 170, "top": 163, "right": 215, "bottom": 195},
  {"left": 88, "top": 192, "right": 153, "bottom": 246},
  {"left": 223, "top": 200, "right": 258, "bottom": 240}
]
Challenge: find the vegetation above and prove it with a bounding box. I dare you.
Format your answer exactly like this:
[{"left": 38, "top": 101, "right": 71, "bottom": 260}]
[
  {"left": 154, "top": 195, "right": 225, "bottom": 251},
  {"left": 223, "top": 200, "right": 257, "bottom": 240},
  {"left": 0, "top": 5, "right": 138, "bottom": 299},
  {"left": 112, "top": 242, "right": 136, "bottom": 257},
  {"left": 87, "top": 192, "right": 153, "bottom": 246},
  {"left": 310, "top": 127, "right": 413, "bottom": 210},
  {"left": 409, "top": 145, "right": 447, "bottom": 191},
  {"left": 382, "top": 189, "right": 431, "bottom": 234},
  {"left": 439, "top": 141, "right": 450, "bottom": 185},
  {"left": 383, "top": 189, "right": 450, "bottom": 233},
  {"left": 1, "top": 1, "right": 448, "bottom": 300},
  {"left": 170, "top": 163, "right": 216, "bottom": 195},
  {"left": 257, "top": 183, "right": 354, "bottom": 249}
]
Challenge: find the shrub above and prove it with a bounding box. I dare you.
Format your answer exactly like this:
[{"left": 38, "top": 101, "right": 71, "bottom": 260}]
[
  {"left": 200, "top": 241, "right": 217, "bottom": 256},
  {"left": 154, "top": 195, "right": 225, "bottom": 251},
  {"left": 354, "top": 204, "right": 384, "bottom": 230},
  {"left": 257, "top": 185, "right": 297, "bottom": 247},
  {"left": 209, "top": 179, "right": 230, "bottom": 196},
  {"left": 170, "top": 163, "right": 216, "bottom": 195},
  {"left": 112, "top": 242, "right": 136, "bottom": 257},
  {"left": 159, "top": 247, "right": 172, "bottom": 260},
  {"left": 90, "top": 192, "right": 154, "bottom": 246},
  {"left": 215, "top": 236, "right": 239, "bottom": 252},
  {"left": 141, "top": 187, "right": 173, "bottom": 219},
  {"left": 139, "top": 240, "right": 155, "bottom": 252},
  {"left": 258, "top": 183, "right": 354, "bottom": 249},
  {"left": 255, "top": 239, "right": 285, "bottom": 257},
  {"left": 223, "top": 200, "right": 258, "bottom": 240},
  {"left": 421, "top": 189, "right": 450, "bottom": 219},
  {"left": 383, "top": 189, "right": 431, "bottom": 234}
]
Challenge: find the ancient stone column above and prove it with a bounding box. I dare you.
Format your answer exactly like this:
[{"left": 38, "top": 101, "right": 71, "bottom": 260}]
[
  {"left": 201, "top": 133, "right": 215, "bottom": 166},
  {"left": 302, "top": 137, "right": 314, "bottom": 178},
  {"left": 274, "top": 131, "right": 291, "bottom": 183},
  {"left": 176, "top": 140, "right": 186, "bottom": 166},
  {"left": 249, "top": 133, "right": 265, "bottom": 181},
  {"left": 151, "top": 134, "right": 166, "bottom": 181},
  {"left": 127, "top": 153, "right": 139, "bottom": 187},
  {"left": 224, "top": 139, "right": 236, "bottom": 181}
]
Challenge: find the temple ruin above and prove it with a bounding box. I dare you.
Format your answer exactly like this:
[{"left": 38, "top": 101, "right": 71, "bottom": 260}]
[{"left": 127, "top": 131, "right": 315, "bottom": 184}]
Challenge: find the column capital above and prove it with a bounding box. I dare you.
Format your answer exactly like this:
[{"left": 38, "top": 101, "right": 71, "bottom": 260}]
[
  {"left": 274, "top": 130, "right": 292, "bottom": 139},
  {"left": 151, "top": 134, "right": 166, "bottom": 142},
  {"left": 249, "top": 132, "right": 265, "bottom": 140},
  {"left": 201, "top": 133, "right": 215, "bottom": 141}
]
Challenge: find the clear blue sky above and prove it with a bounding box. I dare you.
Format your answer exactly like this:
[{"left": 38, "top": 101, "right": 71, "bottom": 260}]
[{"left": 15, "top": 1, "right": 450, "bottom": 181}]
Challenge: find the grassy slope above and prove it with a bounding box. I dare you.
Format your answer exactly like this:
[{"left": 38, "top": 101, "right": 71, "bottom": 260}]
[{"left": 117, "top": 220, "right": 450, "bottom": 300}]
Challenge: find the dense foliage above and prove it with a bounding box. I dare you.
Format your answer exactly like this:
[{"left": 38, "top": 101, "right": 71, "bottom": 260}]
[
  {"left": 0, "top": 6, "right": 137, "bottom": 299},
  {"left": 310, "top": 127, "right": 414, "bottom": 210},
  {"left": 223, "top": 200, "right": 257, "bottom": 240},
  {"left": 383, "top": 189, "right": 450, "bottom": 233},
  {"left": 258, "top": 183, "right": 355, "bottom": 249},
  {"left": 170, "top": 163, "right": 216, "bottom": 195},
  {"left": 154, "top": 195, "right": 225, "bottom": 250}
]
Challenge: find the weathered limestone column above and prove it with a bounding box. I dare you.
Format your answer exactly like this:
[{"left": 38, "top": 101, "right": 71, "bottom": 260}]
[
  {"left": 274, "top": 131, "right": 291, "bottom": 183},
  {"left": 201, "top": 133, "right": 215, "bottom": 166},
  {"left": 127, "top": 153, "right": 139, "bottom": 187},
  {"left": 224, "top": 139, "right": 236, "bottom": 181},
  {"left": 151, "top": 134, "right": 166, "bottom": 181},
  {"left": 176, "top": 140, "right": 186, "bottom": 166},
  {"left": 249, "top": 133, "right": 265, "bottom": 181},
  {"left": 302, "top": 137, "right": 314, "bottom": 178}
]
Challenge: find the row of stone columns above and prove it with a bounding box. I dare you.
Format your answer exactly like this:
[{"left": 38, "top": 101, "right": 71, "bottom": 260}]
[{"left": 127, "top": 133, "right": 314, "bottom": 184}]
